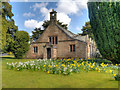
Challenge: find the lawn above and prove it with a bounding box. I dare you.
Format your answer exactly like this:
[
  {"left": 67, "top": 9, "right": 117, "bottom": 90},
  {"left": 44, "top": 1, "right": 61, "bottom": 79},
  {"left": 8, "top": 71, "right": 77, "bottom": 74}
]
[{"left": 1, "top": 55, "right": 119, "bottom": 88}]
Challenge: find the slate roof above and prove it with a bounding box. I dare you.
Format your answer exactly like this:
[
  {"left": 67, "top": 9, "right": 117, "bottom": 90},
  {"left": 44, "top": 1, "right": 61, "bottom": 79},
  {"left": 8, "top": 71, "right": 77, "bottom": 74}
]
[{"left": 55, "top": 23, "right": 87, "bottom": 43}]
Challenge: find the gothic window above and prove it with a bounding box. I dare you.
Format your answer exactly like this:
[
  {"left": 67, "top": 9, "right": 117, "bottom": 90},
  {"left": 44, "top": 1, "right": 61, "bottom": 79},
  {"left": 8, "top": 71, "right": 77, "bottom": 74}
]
[
  {"left": 53, "top": 37, "right": 54, "bottom": 44},
  {"left": 55, "top": 36, "right": 58, "bottom": 44},
  {"left": 49, "top": 37, "right": 51, "bottom": 44},
  {"left": 49, "top": 36, "right": 58, "bottom": 44},
  {"left": 34, "top": 46, "right": 38, "bottom": 53}
]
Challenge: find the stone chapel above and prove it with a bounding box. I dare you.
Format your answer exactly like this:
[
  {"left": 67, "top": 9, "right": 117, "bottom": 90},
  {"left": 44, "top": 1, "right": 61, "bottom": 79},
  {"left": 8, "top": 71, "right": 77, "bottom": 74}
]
[{"left": 25, "top": 9, "right": 96, "bottom": 59}]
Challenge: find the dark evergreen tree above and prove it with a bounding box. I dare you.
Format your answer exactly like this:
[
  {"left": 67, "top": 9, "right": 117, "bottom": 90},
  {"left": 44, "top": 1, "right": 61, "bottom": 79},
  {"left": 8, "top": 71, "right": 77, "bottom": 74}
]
[
  {"left": 88, "top": 1, "right": 120, "bottom": 63},
  {"left": 32, "top": 28, "right": 44, "bottom": 41},
  {"left": 81, "top": 21, "right": 94, "bottom": 39},
  {"left": 42, "top": 20, "right": 68, "bottom": 30}
]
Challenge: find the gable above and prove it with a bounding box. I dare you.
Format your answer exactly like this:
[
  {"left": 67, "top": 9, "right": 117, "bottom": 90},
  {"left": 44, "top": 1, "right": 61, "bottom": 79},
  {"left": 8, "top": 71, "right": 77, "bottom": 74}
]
[{"left": 35, "top": 24, "right": 74, "bottom": 43}]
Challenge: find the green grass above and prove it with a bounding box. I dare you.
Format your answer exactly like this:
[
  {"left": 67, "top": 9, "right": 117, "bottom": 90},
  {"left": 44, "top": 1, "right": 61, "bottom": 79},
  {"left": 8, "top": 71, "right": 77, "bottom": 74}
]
[{"left": 2, "top": 55, "right": 119, "bottom": 88}]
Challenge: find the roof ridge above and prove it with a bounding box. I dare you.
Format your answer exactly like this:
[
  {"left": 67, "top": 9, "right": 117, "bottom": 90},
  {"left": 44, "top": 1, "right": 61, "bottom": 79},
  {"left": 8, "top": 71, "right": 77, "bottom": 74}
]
[{"left": 55, "top": 23, "right": 76, "bottom": 37}]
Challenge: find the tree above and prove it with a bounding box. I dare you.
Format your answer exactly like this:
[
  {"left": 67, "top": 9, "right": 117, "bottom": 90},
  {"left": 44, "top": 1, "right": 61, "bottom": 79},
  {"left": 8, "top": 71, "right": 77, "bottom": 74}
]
[
  {"left": 81, "top": 21, "right": 94, "bottom": 39},
  {"left": 42, "top": 20, "right": 68, "bottom": 30},
  {"left": 1, "top": 2, "right": 18, "bottom": 52},
  {"left": 31, "top": 20, "right": 68, "bottom": 41},
  {"left": 88, "top": 2, "right": 120, "bottom": 63},
  {"left": 32, "top": 28, "right": 44, "bottom": 41},
  {"left": 12, "top": 31, "right": 29, "bottom": 59}
]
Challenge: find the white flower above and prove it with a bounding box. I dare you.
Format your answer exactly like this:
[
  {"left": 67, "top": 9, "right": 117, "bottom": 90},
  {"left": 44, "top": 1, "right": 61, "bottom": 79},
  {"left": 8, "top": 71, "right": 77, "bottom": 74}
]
[
  {"left": 38, "top": 67, "right": 40, "bottom": 69},
  {"left": 70, "top": 69, "right": 73, "bottom": 72}
]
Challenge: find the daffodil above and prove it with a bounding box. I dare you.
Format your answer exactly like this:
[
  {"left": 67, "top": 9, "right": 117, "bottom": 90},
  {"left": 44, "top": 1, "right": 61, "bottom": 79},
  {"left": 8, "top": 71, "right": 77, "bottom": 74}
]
[
  {"left": 109, "top": 70, "right": 112, "bottom": 73},
  {"left": 95, "top": 68, "right": 97, "bottom": 70},
  {"left": 43, "top": 65, "right": 46, "bottom": 67},
  {"left": 113, "top": 74, "right": 116, "bottom": 77},
  {"left": 47, "top": 71, "right": 50, "bottom": 74}
]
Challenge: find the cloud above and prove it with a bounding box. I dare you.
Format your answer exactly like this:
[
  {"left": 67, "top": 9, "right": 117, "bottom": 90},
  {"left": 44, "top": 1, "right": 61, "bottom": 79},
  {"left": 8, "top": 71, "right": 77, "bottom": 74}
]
[
  {"left": 76, "top": 27, "right": 82, "bottom": 33},
  {"left": 29, "top": 33, "right": 33, "bottom": 36},
  {"left": 32, "top": 3, "right": 48, "bottom": 11},
  {"left": 24, "top": 19, "right": 43, "bottom": 29},
  {"left": 23, "top": 12, "right": 35, "bottom": 17},
  {"left": 76, "top": 27, "right": 81, "bottom": 31},
  {"left": 39, "top": 7, "right": 71, "bottom": 26},
  {"left": 28, "top": 0, "right": 88, "bottom": 30},
  {"left": 56, "top": 0, "right": 88, "bottom": 15},
  {"left": 57, "top": 13, "right": 71, "bottom": 26},
  {"left": 40, "top": 7, "right": 51, "bottom": 20}
]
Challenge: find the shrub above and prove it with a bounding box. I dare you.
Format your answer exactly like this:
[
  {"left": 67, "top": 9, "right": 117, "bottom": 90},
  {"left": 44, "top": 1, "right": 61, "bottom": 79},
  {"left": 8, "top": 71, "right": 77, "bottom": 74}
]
[{"left": 12, "top": 31, "right": 29, "bottom": 59}]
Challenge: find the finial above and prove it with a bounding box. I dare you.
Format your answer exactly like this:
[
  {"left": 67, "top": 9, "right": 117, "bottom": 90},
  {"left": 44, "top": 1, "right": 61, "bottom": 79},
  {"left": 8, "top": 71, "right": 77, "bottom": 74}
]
[{"left": 52, "top": 9, "right": 54, "bottom": 12}]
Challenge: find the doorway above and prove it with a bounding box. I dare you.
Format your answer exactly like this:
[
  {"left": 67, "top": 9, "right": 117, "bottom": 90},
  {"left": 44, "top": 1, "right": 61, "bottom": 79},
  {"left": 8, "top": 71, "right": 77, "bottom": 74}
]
[{"left": 47, "top": 48, "right": 51, "bottom": 59}]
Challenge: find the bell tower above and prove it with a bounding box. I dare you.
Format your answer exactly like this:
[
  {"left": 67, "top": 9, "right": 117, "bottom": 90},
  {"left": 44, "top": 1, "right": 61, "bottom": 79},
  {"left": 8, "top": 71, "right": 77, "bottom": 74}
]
[{"left": 50, "top": 9, "right": 57, "bottom": 23}]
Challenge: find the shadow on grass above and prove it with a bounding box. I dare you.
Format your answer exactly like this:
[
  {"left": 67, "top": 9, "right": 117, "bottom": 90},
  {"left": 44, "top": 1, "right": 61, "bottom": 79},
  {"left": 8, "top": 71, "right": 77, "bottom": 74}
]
[
  {"left": 109, "top": 80, "right": 117, "bottom": 81},
  {"left": 2, "top": 57, "right": 16, "bottom": 60}
]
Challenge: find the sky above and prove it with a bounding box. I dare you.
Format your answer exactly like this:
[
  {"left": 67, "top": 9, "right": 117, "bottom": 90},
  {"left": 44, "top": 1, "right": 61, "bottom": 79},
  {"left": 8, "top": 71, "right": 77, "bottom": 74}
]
[{"left": 9, "top": 0, "right": 89, "bottom": 36}]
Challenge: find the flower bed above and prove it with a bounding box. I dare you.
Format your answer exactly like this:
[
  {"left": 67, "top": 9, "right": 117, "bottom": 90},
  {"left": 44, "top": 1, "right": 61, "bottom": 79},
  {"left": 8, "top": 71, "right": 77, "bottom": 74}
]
[{"left": 6, "top": 58, "right": 120, "bottom": 80}]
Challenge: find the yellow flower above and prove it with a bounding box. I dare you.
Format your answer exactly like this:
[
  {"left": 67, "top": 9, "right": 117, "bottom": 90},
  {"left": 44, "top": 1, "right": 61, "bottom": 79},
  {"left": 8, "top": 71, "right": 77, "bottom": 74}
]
[
  {"left": 74, "top": 64, "right": 75, "bottom": 67},
  {"left": 81, "top": 59, "right": 83, "bottom": 61},
  {"left": 43, "top": 65, "right": 46, "bottom": 67},
  {"left": 116, "top": 64, "right": 117, "bottom": 66},
  {"left": 113, "top": 74, "right": 116, "bottom": 77},
  {"left": 98, "top": 70, "right": 100, "bottom": 72},
  {"left": 73, "top": 61, "right": 77, "bottom": 63},
  {"left": 48, "top": 65, "right": 51, "bottom": 67},
  {"left": 109, "top": 70, "right": 112, "bottom": 73},
  {"left": 56, "top": 65, "right": 58, "bottom": 67},
  {"left": 47, "top": 71, "right": 49, "bottom": 74},
  {"left": 91, "top": 66, "right": 93, "bottom": 68},
  {"left": 98, "top": 68, "right": 100, "bottom": 71},
  {"left": 105, "top": 71, "right": 107, "bottom": 73},
  {"left": 95, "top": 68, "right": 97, "bottom": 70},
  {"left": 111, "top": 64, "right": 113, "bottom": 66},
  {"left": 119, "top": 64, "right": 120, "bottom": 66}
]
